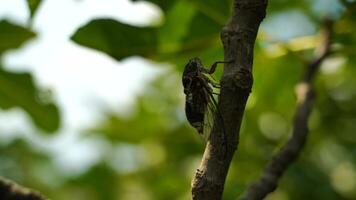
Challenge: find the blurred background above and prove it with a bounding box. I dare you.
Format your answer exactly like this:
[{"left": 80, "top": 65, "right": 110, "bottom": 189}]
[{"left": 0, "top": 0, "right": 355, "bottom": 199}]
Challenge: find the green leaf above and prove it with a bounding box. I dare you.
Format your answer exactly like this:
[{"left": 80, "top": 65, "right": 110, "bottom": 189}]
[
  {"left": 131, "top": 0, "right": 231, "bottom": 24},
  {"left": 27, "top": 0, "right": 42, "bottom": 19},
  {"left": 71, "top": 19, "right": 158, "bottom": 61},
  {"left": 70, "top": 2, "right": 226, "bottom": 63},
  {"left": 0, "top": 68, "right": 61, "bottom": 133},
  {"left": 157, "top": 1, "right": 196, "bottom": 56},
  {"left": 155, "top": 3, "right": 225, "bottom": 66},
  {"left": 180, "top": 11, "right": 222, "bottom": 53},
  {"left": 162, "top": 10, "right": 224, "bottom": 69},
  {"left": 0, "top": 20, "right": 36, "bottom": 55},
  {"left": 268, "top": 0, "right": 308, "bottom": 12},
  {"left": 189, "top": 0, "right": 231, "bottom": 25}
]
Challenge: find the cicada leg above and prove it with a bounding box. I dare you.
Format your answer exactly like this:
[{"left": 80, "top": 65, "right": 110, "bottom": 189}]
[
  {"left": 202, "top": 74, "right": 221, "bottom": 89},
  {"left": 207, "top": 60, "right": 234, "bottom": 74},
  {"left": 200, "top": 59, "right": 234, "bottom": 89},
  {"left": 209, "top": 81, "right": 221, "bottom": 89}
]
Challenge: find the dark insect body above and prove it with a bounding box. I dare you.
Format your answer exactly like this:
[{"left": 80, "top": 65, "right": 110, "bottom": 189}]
[{"left": 182, "top": 57, "right": 227, "bottom": 139}]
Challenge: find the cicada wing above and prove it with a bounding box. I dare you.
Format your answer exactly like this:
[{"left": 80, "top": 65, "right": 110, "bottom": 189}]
[
  {"left": 201, "top": 88, "right": 225, "bottom": 141},
  {"left": 202, "top": 98, "right": 215, "bottom": 141}
]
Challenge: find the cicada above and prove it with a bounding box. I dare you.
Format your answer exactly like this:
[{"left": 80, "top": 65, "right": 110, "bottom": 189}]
[{"left": 182, "top": 57, "right": 228, "bottom": 139}]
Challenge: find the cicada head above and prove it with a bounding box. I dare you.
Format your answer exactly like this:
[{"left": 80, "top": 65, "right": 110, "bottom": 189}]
[
  {"left": 183, "top": 57, "right": 203, "bottom": 74},
  {"left": 182, "top": 57, "right": 204, "bottom": 94}
]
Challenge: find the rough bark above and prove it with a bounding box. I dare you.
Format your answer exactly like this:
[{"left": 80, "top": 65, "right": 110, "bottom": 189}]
[
  {"left": 0, "top": 177, "right": 47, "bottom": 200},
  {"left": 239, "top": 19, "right": 333, "bottom": 200},
  {"left": 191, "top": 1, "right": 268, "bottom": 199}
]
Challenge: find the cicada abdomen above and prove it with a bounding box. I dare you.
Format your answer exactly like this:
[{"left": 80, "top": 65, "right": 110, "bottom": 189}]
[{"left": 184, "top": 89, "right": 208, "bottom": 135}]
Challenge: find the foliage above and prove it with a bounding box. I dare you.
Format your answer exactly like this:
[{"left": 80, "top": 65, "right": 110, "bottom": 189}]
[
  {"left": 0, "top": 20, "right": 35, "bottom": 54},
  {"left": 26, "top": 0, "right": 42, "bottom": 20},
  {"left": 0, "top": 0, "right": 356, "bottom": 200},
  {"left": 0, "top": 20, "right": 60, "bottom": 132}
]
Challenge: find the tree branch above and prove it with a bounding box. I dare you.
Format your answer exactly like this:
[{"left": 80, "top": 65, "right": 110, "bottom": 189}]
[
  {"left": 191, "top": 1, "right": 268, "bottom": 199},
  {"left": 0, "top": 177, "right": 47, "bottom": 200},
  {"left": 239, "top": 19, "right": 333, "bottom": 200}
]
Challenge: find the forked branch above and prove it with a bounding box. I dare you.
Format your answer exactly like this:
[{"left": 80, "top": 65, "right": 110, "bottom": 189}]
[{"left": 239, "top": 19, "right": 333, "bottom": 200}]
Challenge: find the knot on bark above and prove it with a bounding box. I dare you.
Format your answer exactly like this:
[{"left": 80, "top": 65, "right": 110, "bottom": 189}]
[{"left": 222, "top": 68, "right": 253, "bottom": 92}]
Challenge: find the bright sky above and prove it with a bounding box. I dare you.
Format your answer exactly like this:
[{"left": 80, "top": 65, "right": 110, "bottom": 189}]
[{"left": 0, "top": 0, "right": 164, "bottom": 175}]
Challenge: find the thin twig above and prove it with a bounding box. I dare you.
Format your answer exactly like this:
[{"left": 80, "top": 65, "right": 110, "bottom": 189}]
[
  {"left": 239, "top": 19, "right": 333, "bottom": 200},
  {"left": 0, "top": 177, "right": 47, "bottom": 200}
]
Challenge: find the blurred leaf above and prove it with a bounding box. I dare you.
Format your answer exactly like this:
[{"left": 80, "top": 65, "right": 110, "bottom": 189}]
[
  {"left": 130, "top": 0, "right": 232, "bottom": 23},
  {"left": 179, "top": 11, "right": 222, "bottom": 55},
  {"left": 66, "top": 164, "right": 118, "bottom": 200},
  {"left": 0, "top": 139, "right": 54, "bottom": 186},
  {"left": 267, "top": 0, "right": 309, "bottom": 13},
  {"left": 334, "top": 4, "right": 356, "bottom": 58},
  {"left": 27, "top": 0, "right": 42, "bottom": 19},
  {"left": 163, "top": 9, "right": 224, "bottom": 71},
  {"left": 71, "top": 19, "right": 158, "bottom": 61},
  {"left": 157, "top": 1, "right": 196, "bottom": 56},
  {"left": 0, "top": 20, "right": 36, "bottom": 55},
  {"left": 189, "top": 0, "right": 231, "bottom": 25},
  {"left": 0, "top": 68, "right": 60, "bottom": 132},
  {"left": 71, "top": 1, "right": 228, "bottom": 64}
]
